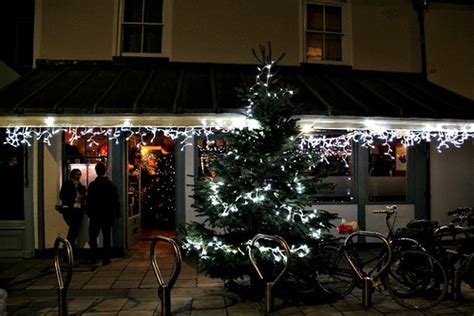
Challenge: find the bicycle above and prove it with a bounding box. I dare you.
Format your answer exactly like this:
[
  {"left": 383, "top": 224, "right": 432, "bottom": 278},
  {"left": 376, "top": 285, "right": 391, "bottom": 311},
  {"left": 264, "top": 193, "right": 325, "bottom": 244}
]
[
  {"left": 447, "top": 207, "right": 473, "bottom": 228},
  {"left": 395, "top": 206, "right": 474, "bottom": 300},
  {"left": 280, "top": 236, "right": 356, "bottom": 300},
  {"left": 342, "top": 205, "right": 448, "bottom": 310}
]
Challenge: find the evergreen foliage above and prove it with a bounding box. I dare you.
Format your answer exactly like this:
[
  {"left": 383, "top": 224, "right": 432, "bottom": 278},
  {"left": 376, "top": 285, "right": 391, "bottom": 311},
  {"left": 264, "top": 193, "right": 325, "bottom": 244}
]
[{"left": 181, "top": 45, "right": 338, "bottom": 284}]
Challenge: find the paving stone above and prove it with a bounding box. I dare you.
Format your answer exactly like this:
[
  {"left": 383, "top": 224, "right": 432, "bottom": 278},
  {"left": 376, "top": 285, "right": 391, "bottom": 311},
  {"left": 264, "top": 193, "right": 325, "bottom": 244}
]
[
  {"left": 118, "top": 311, "right": 155, "bottom": 316},
  {"left": 83, "top": 277, "right": 117, "bottom": 289},
  {"left": 112, "top": 280, "right": 141, "bottom": 289},
  {"left": 190, "top": 308, "right": 227, "bottom": 316},
  {"left": 3, "top": 250, "right": 474, "bottom": 316},
  {"left": 192, "top": 297, "right": 226, "bottom": 309},
  {"left": 68, "top": 298, "right": 97, "bottom": 311},
  {"left": 122, "top": 298, "right": 159, "bottom": 311},
  {"left": 98, "top": 270, "right": 123, "bottom": 277},
  {"left": 175, "top": 279, "right": 198, "bottom": 288},
  {"left": 91, "top": 297, "right": 128, "bottom": 312},
  {"left": 383, "top": 311, "right": 423, "bottom": 316},
  {"left": 128, "top": 288, "right": 159, "bottom": 299},
  {"left": 342, "top": 309, "right": 383, "bottom": 316},
  {"left": 117, "top": 271, "right": 146, "bottom": 281},
  {"left": 299, "top": 304, "right": 343, "bottom": 315}
]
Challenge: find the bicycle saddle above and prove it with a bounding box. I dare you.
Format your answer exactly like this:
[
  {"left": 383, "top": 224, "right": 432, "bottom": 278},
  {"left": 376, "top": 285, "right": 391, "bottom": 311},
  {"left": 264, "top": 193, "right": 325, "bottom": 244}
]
[{"left": 407, "top": 219, "right": 439, "bottom": 230}]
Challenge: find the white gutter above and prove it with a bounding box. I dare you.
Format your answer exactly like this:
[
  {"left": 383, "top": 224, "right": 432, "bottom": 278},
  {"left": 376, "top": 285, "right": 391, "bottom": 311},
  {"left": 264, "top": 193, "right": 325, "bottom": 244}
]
[{"left": 0, "top": 114, "right": 473, "bottom": 132}]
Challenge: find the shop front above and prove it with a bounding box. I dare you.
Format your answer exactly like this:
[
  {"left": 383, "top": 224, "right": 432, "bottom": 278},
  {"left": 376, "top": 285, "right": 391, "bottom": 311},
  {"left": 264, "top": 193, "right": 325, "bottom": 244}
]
[{"left": 0, "top": 61, "right": 473, "bottom": 258}]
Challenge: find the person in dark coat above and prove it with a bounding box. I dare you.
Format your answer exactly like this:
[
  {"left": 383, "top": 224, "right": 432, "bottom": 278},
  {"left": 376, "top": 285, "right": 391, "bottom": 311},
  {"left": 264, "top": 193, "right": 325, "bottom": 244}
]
[
  {"left": 59, "top": 169, "right": 86, "bottom": 251},
  {"left": 86, "top": 162, "right": 120, "bottom": 265}
]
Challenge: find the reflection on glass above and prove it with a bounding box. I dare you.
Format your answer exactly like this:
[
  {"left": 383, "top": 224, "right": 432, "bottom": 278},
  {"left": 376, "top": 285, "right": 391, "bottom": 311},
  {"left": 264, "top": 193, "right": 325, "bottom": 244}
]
[
  {"left": 144, "top": 0, "right": 163, "bottom": 23},
  {"left": 325, "top": 6, "right": 342, "bottom": 32},
  {"left": 314, "top": 153, "right": 353, "bottom": 202},
  {"left": 307, "top": 4, "right": 323, "bottom": 31},
  {"left": 197, "top": 138, "right": 229, "bottom": 177},
  {"left": 124, "top": 0, "right": 142, "bottom": 22},
  {"left": 65, "top": 128, "right": 108, "bottom": 164},
  {"left": 123, "top": 25, "right": 142, "bottom": 53},
  {"left": 325, "top": 34, "right": 342, "bottom": 61},
  {"left": 144, "top": 25, "right": 162, "bottom": 53}
]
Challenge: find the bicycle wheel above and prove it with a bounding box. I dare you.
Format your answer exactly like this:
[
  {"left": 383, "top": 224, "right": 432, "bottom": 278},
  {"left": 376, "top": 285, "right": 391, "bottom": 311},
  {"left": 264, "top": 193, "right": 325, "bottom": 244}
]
[
  {"left": 317, "top": 246, "right": 356, "bottom": 297},
  {"left": 385, "top": 250, "right": 448, "bottom": 310}
]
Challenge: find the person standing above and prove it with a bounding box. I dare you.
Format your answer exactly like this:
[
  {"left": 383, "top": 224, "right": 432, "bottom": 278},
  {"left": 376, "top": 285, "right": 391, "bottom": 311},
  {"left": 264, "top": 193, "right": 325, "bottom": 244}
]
[
  {"left": 59, "top": 169, "right": 86, "bottom": 251},
  {"left": 86, "top": 162, "right": 120, "bottom": 265}
]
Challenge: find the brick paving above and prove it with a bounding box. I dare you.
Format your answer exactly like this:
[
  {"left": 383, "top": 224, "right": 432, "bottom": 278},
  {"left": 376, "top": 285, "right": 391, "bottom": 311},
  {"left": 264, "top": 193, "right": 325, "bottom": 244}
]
[{"left": 0, "top": 241, "right": 473, "bottom": 315}]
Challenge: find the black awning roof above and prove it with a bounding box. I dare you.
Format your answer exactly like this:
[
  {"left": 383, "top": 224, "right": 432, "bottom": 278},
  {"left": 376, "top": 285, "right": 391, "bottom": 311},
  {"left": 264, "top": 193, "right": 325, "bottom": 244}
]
[{"left": 0, "top": 60, "right": 473, "bottom": 120}]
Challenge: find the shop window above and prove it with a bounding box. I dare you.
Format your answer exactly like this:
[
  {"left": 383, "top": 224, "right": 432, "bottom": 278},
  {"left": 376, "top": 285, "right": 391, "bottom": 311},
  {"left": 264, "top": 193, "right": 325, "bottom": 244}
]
[
  {"left": 368, "top": 141, "right": 407, "bottom": 201},
  {"left": 196, "top": 138, "right": 229, "bottom": 179},
  {"left": 121, "top": 0, "right": 164, "bottom": 54},
  {"left": 0, "top": 129, "right": 25, "bottom": 220},
  {"left": 127, "top": 133, "right": 176, "bottom": 229},
  {"left": 314, "top": 154, "right": 353, "bottom": 202},
  {"left": 64, "top": 129, "right": 108, "bottom": 186},
  {"left": 304, "top": 1, "right": 351, "bottom": 64}
]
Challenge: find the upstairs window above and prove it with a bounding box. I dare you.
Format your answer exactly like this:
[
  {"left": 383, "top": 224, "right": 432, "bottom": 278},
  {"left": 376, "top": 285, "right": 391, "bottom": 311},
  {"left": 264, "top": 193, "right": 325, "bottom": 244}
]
[
  {"left": 305, "top": 2, "right": 345, "bottom": 62},
  {"left": 121, "top": 0, "right": 164, "bottom": 54}
]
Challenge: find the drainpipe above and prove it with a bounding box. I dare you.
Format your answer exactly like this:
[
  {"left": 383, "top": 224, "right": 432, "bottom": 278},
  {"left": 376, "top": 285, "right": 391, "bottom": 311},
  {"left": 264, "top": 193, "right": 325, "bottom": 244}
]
[
  {"left": 412, "top": 0, "right": 431, "bottom": 219},
  {"left": 412, "top": 0, "right": 429, "bottom": 79}
]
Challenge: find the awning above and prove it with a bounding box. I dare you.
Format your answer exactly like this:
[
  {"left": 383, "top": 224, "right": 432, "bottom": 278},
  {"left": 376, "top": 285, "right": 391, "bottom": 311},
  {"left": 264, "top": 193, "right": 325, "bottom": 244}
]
[{"left": 0, "top": 60, "right": 473, "bottom": 131}]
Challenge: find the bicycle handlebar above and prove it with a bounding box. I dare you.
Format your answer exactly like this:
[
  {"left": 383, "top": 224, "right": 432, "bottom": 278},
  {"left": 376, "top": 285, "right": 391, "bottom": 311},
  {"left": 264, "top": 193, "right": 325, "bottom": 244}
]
[
  {"left": 448, "top": 207, "right": 473, "bottom": 216},
  {"left": 372, "top": 209, "right": 395, "bottom": 215}
]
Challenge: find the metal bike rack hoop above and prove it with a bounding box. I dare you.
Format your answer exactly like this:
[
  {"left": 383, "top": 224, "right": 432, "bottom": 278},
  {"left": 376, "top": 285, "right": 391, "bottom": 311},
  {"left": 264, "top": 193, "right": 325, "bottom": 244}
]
[
  {"left": 150, "top": 236, "right": 182, "bottom": 316},
  {"left": 343, "top": 231, "right": 392, "bottom": 308},
  {"left": 53, "top": 236, "right": 74, "bottom": 316},
  {"left": 249, "top": 233, "right": 292, "bottom": 313}
]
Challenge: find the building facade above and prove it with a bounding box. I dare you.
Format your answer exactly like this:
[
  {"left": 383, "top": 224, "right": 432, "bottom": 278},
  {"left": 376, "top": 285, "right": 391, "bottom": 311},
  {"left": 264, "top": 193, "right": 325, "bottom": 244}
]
[{"left": 0, "top": 0, "right": 473, "bottom": 257}]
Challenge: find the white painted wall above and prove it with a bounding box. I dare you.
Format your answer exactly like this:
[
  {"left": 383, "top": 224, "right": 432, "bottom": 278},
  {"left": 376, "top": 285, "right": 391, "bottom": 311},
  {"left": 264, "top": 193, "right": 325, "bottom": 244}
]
[
  {"left": 313, "top": 204, "right": 358, "bottom": 236},
  {"left": 365, "top": 204, "right": 415, "bottom": 236},
  {"left": 43, "top": 135, "right": 66, "bottom": 248},
  {"left": 425, "top": 3, "right": 474, "bottom": 100},
  {"left": 430, "top": 140, "right": 474, "bottom": 226},
  {"left": 184, "top": 140, "right": 198, "bottom": 224}
]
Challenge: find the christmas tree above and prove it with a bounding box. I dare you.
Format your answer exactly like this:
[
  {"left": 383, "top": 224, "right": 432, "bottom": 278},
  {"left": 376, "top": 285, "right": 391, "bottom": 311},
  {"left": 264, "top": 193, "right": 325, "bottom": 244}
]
[{"left": 181, "top": 45, "right": 338, "bottom": 287}]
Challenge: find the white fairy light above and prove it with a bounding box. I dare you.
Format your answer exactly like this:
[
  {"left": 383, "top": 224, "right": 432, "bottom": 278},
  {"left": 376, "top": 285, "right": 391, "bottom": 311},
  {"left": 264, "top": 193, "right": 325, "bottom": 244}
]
[
  {"left": 1, "top": 123, "right": 472, "bottom": 157},
  {"left": 183, "top": 236, "right": 311, "bottom": 262}
]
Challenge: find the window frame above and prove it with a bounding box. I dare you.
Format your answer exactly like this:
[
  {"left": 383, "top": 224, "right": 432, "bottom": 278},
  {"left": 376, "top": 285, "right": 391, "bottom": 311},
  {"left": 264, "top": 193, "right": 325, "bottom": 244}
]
[
  {"left": 118, "top": 0, "right": 169, "bottom": 58},
  {"left": 302, "top": 0, "right": 352, "bottom": 65}
]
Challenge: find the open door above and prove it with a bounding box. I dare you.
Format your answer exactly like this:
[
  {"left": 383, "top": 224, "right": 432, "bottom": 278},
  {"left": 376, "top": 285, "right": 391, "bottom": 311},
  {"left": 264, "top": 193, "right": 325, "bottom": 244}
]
[{"left": 127, "top": 134, "right": 176, "bottom": 245}]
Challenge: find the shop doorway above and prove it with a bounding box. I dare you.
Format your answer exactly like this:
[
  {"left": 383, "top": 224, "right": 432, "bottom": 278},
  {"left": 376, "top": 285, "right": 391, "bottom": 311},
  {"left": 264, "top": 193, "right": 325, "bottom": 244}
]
[{"left": 127, "top": 134, "right": 177, "bottom": 240}]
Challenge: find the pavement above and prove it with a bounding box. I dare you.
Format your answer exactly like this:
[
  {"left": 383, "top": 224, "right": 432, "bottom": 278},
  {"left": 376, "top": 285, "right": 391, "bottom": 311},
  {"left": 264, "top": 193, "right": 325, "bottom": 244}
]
[{"left": 0, "top": 239, "right": 473, "bottom": 316}]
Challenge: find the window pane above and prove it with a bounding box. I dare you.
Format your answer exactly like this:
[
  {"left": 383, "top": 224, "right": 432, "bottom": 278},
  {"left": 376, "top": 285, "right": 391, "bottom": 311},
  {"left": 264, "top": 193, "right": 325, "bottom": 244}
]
[
  {"left": 325, "top": 6, "right": 342, "bottom": 32},
  {"left": 124, "top": 0, "right": 143, "bottom": 22},
  {"left": 325, "top": 34, "right": 342, "bottom": 61},
  {"left": 368, "top": 142, "right": 407, "bottom": 201},
  {"left": 144, "top": 0, "right": 163, "bottom": 23},
  {"left": 64, "top": 129, "right": 109, "bottom": 186},
  {"left": 65, "top": 128, "right": 109, "bottom": 165},
  {"left": 316, "top": 155, "right": 353, "bottom": 202},
  {"left": 143, "top": 25, "right": 162, "bottom": 53},
  {"left": 0, "top": 129, "right": 24, "bottom": 220},
  {"left": 197, "top": 138, "right": 229, "bottom": 177},
  {"left": 123, "top": 25, "right": 142, "bottom": 52},
  {"left": 307, "top": 4, "right": 323, "bottom": 31},
  {"left": 306, "top": 33, "right": 323, "bottom": 61}
]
